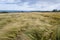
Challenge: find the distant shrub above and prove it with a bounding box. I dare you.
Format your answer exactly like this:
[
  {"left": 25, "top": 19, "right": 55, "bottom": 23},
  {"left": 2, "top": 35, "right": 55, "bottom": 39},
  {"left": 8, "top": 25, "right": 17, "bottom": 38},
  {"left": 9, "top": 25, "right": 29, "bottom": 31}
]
[
  {"left": 52, "top": 9, "right": 57, "bottom": 12},
  {"left": 0, "top": 11, "right": 8, "bottom": 13}
]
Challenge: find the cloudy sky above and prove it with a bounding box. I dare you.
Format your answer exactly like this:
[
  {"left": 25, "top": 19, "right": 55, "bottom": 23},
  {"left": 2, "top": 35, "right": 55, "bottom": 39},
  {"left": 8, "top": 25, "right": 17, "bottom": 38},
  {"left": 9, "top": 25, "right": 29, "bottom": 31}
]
[{"left": 0, "top": 0, "right": 60, "bottom": 11}]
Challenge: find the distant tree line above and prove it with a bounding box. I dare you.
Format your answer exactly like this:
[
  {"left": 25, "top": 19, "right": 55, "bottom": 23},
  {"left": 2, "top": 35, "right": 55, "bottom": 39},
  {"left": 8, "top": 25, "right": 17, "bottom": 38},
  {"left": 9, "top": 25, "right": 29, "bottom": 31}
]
[
  {"left": 0, "top": 11, "right": 8, "bottom": 13},
  {"left": 0, "top": 9, "right": 60, "bottom": 13},
  {"left": 52, "top": 9, "right": 60, "bottom": 12}
]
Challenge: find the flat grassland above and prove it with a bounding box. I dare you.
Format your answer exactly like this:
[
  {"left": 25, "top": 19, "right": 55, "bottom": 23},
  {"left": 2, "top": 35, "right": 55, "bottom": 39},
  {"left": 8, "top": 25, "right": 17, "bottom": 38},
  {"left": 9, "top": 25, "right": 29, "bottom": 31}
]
[{"left": 0, "top": 12, "right": 60, "bottom": 40}]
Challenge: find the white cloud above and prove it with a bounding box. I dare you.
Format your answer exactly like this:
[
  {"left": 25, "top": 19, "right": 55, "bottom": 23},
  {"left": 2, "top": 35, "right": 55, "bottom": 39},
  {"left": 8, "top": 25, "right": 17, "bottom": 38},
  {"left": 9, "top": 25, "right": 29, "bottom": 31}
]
[
  {"left": 0, "top": 0, "right": 60, "bottom": 11},
  {"left": 28, "top": 1, "right": 60, "bottom": 11},
  {"left": 6, "top": 0, "right": 15, "bottom": 3},
  {"left": 0, "top": 0, "right": 21, "bottom": 3},
  {"left": 0, "top": 3, "right": 36, "bottom": 11}
]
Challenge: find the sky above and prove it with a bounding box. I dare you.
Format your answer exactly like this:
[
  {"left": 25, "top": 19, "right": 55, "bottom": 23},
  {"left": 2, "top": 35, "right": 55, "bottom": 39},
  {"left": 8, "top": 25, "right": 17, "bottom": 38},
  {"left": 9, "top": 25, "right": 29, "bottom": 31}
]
[{"left": 0, "top": 0, "right": 60, "bottom": 11}]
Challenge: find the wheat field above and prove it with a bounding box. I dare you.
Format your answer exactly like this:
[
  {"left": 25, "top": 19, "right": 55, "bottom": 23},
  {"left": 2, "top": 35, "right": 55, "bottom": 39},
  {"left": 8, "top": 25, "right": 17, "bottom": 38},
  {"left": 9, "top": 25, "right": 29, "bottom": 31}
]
[{"left": 0, "top": 12, "right": 60, "bottom": 40}]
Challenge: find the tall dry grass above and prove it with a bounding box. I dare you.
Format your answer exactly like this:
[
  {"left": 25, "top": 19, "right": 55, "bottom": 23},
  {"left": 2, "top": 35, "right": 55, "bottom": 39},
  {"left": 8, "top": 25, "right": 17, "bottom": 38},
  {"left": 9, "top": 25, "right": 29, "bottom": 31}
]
[{"left": 0, "top": 12, "right": 60, "bottom": 40}]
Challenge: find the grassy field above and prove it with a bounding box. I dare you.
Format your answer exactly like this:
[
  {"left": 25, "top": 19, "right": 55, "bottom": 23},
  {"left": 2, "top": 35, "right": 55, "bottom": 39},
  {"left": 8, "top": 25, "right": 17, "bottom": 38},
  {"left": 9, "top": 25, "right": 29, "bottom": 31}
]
[{"left": 0, "top": 12, "right": 60, "bottom": 40}]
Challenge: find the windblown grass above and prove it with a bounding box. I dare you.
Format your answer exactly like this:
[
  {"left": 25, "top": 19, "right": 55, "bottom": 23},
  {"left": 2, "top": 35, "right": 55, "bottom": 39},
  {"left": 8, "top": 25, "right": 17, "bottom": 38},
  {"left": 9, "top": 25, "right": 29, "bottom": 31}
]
[{"left": 0, "top": 12, "right": 60, "bottom": 40}]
